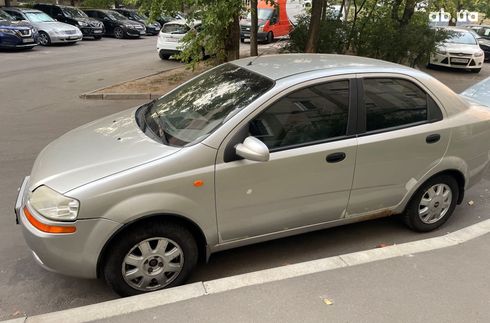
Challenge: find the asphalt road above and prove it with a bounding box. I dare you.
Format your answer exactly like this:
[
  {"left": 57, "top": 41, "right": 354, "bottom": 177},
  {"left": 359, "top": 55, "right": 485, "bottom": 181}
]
[{"left": 1, "top": 38, "right": 490, "bottom": 320}]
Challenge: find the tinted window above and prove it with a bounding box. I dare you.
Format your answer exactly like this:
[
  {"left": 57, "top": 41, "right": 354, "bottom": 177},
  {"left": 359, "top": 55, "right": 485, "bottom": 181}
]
[
  {"left": 142, "top": 64, "right": 274, "bottom": 147},
  {"left": 162, "top": 23, "right": 189, "bottom": 34},
  {"left": 52, "top": 6, "right": 62, "bottom": 17},
  {"left": 250, "top": 80, "right": 350, "bottom": 150},
  {"left": 364, "top": 78, "right": 428, "bottom": 132}
]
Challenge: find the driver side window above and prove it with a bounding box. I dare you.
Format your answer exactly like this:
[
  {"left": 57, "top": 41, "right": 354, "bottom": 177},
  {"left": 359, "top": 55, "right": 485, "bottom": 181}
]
[{"left": 249, "top": 80, "right": 350, "bottom": 151}]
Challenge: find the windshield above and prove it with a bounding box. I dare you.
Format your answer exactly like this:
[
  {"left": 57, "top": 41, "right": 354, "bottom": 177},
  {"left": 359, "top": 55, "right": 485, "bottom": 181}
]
[
  {"left": 106, "top": 11, "right": 127, "bottom": 21},
  {"left": 62, "top": 7, "right": 88, "bottom": 19},
  {"left": 25, "top": 11, "right": 55, "bottom": 23},
  {"left": 133, "top": 12, "right": 147, "bottom": 20},
  {"left": 0, "top": 10, "right": 12, "bottom": 21},
  {"left": 247, "top": 8, "right": 273, "bottom": 21},
  {"left": 141, "top": 64, "right": 274, "bottom": 147},
  {"left": 446, "top": 31, "right": 477, "bottom": 45}
]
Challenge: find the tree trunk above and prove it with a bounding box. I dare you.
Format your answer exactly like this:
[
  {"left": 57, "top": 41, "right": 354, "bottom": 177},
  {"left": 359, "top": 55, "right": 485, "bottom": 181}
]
[
  {"left": 250, "top": 0, "right": 258, "bottom": 56},
  {"left": 321, "top": 0, "right": 328, "bottom": 21},
  {"left": 225, "top": 13, "right": 241, "bottom": 61},
  {"left": 4, "top": 0, "right": 11, "bottom": 6},
  {"left": 305, "top": 0, "right": 323, "bottom": 53}
]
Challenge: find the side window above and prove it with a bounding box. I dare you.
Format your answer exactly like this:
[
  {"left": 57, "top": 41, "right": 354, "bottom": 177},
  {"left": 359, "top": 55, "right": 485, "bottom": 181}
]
[
  {"left": 52, "top": 6, "right": 62, "bottom": 17},
  {"left": 363, "top": 78, "right": 439, "bottom": 132},
  {"left": 7, "top": 11, "right": 23, "bottom": 21},
  {"left": 250, "top": 80, "right": 350, "bottom": 150}
]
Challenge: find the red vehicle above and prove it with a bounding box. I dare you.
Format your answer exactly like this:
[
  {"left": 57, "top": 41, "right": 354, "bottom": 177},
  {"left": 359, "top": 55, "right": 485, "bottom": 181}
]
[{"left": 240, "top": 0, "right": 305, "bottom": 43}]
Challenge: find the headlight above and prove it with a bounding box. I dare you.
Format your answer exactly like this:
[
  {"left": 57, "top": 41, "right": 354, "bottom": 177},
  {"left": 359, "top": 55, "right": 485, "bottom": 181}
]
[
  {"left": 29, "top": 186, "right": 79, "bottom": 222},
  {"left": 0, "top": 28, "right": 17, "bottom": 35},
  {"left": 124, "top": 24, "right": 133, "bottom": 28},
  {"left": 475, "top": 50, "right": 484, "bottom": 57},
  {"left": 436, "top": 48, "right": 447, "bottom": 55},
  {"left": 78, "top": 21, "right": 88, "bottom": 27}
]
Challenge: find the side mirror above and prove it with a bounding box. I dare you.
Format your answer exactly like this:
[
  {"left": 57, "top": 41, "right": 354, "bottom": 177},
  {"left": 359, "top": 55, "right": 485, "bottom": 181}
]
[{"left": 235, "top": 136, "right": 269, "bottom": 162}]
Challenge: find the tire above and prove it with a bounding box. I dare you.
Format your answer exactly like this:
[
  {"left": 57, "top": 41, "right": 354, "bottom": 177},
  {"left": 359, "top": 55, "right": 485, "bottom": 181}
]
[
  {"left": 114, "top": 27, "right": 125, "bottom": 39},
  {"left": 159, "top": 50, "right": 170, "bottom": 60},
  {"left": 403, "top": 175, "right": 459, "bottom": 232},
  {"left": 471, "top": 68, "right": 481, "bottom": 73},
  {"left": 103, "top": 221, "right": 198, "bottom": 297},
  {"left": 38, "top": 31, "right": 51, "bottom": 46},
  {"left": 94, "top": 35, "right": 102, "bottom": 40},
  {"left": 266, "top": 31, "right": 273, "bottom": 44}
]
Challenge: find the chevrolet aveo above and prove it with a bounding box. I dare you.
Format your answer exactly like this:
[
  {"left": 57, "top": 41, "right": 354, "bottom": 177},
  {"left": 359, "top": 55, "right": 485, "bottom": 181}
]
[{"left": 14, "top": 54, "right": 490, "bottom": 296}]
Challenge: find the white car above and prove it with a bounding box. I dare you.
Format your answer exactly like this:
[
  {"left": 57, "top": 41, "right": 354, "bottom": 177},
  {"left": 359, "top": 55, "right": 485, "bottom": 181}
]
[
  {"left": 156, "top": 19, "right": 201, "bottom": 60},
  {"left": 430, "top": 27, "right": 484, "bottom": 73}
]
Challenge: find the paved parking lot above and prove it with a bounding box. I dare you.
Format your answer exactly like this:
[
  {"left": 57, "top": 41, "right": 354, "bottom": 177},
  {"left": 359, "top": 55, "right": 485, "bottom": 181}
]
[{"left": 1, "top": 37, "right": 490, "bottom": 320}]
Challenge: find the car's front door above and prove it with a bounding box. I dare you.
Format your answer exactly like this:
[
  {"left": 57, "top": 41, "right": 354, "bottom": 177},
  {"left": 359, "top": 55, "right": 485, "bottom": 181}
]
[
  {"left": 347, "top": 75, "right": 450, "bottom": 217},
  {"left": 215, "top": 78, "right": 358, "bottom": 242}
]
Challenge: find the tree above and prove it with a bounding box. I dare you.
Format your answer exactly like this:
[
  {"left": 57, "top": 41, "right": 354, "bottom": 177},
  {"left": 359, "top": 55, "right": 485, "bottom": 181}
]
[
  {"left": 250, "top": 0, "right": 258, "bottom": 57},
  {"left": 305, "top": 0, "right": 323, "bottom": 52}
]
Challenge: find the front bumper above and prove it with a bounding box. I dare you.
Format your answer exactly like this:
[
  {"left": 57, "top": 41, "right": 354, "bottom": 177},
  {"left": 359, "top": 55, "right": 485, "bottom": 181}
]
[
  {"left": 125, "top": 27, "right": 145, "bottom": 37},
  {"left": 51, "top": 33, "right": 83, "bottom": 43},
  {"left": 14, "top": 177, "right": 122, "bottom": 279},
  {"left": 240, "top": 31, "right": 268, "bottom": 41},
  {"left": 430, "top": 53, "right": 484, "bottom": 69},
  {"left": 80, "top": 27, "right": 105, "bottom": 37},
  {"left": 0, "top": 34, "right": 38, "bottom": 49}
]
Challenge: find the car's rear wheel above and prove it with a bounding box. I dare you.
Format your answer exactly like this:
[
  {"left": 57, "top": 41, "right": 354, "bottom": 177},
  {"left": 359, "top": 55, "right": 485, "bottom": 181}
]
[
  {"left": 103, "top": 221, "right": 198, "bottom": 297},
  {"left": 38, "top": 31, "right": 51, "bottom": 46},
  {"left": 404, "top": 175, "right": 459, "bottom": 232},
  {"left": 159, "top": 50, "right": 170, "bottom": 60},
  {"left": 114, "top": 27, "right": 125, "bottom": 39}
]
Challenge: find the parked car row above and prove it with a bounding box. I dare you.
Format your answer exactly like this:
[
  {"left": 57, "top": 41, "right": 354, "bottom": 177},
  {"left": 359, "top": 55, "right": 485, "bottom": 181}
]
[{"left": 0, "top": 5, "right": 169, "bottom": 49}]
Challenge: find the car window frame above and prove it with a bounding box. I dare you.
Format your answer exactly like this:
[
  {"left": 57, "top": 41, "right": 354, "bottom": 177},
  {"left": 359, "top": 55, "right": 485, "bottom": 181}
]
[
  {"left": 356, "top": 74, "right": 444, "bottom": 136},
  {"left": 221, "top": 75, "right": 358, "bottom": 163}
]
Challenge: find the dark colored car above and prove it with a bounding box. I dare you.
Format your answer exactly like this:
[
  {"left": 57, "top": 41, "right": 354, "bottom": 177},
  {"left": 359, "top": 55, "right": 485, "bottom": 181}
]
[
  {"left": 82, "top": 9, "right": 145, "bottom": 39},
  {"left": 114, "top": 8, "right": 161, "bottom": 35},
  {"left": 151, "top": 12, "right": 185, "bottom": 27},
  {"left": 0, "top": 9, "right": 38, "bottom": 49},
  {"left": 33, "top": 4, "right": 104, "bottom": 39},
  {"left": 463, "top": 25, "right": 490, "bottom": 61}
]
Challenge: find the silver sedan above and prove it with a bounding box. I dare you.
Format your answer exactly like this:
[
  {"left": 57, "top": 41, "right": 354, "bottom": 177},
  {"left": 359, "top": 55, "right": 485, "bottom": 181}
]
[{"left": 14, "top": 54, "right": 490, "bottom": 296}]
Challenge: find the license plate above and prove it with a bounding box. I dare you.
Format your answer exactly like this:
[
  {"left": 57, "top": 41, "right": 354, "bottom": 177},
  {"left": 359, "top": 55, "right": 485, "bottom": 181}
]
[
  {"left": 140, "top": 30, "right": 145, "bottom": 35},
  {"left": 93, "top": 30, "right": 102, "bottom": 34},
  {"left": 451, "top": 57, "right": 469, "bottom": 63},
  {"left": 68, "top": 36, "right": 79, "bottom": 40},
  {"left": 164, "top": 37, "right": 178, "bottom": 42},
  {"left": 22, "top": 38, "right": 33, "bottom": 43}
]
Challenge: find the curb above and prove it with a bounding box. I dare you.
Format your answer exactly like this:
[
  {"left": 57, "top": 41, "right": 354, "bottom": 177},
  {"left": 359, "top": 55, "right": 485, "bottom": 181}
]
[
  {"left": 6, "top": 219, "right": 490, "bottom": 323},
  {"left": 78, "top": 65, "right": 183, "bottom": 100}
]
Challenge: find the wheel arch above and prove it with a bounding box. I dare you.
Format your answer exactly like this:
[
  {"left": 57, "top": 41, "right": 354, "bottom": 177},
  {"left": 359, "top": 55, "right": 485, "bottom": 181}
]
[{"left": 96, "top": 213, "right": 208, "bottom": 279}]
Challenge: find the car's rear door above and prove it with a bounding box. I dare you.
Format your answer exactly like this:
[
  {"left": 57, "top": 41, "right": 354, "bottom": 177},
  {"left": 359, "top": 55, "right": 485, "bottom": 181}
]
[
  {"left": 215, "top": 76, "right": 358, "bottom": 242},
  {"left": 346, "top": 74, "right": 450, "bottom": 217}
]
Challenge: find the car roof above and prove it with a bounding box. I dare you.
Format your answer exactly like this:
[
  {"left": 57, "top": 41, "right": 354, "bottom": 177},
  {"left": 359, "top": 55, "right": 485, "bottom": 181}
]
[
  {"left": 232, "top": 54, "right": 414, "bottom": 81},
  {"left": 2, "top": 7, "right": 40, "bottom": 12}
]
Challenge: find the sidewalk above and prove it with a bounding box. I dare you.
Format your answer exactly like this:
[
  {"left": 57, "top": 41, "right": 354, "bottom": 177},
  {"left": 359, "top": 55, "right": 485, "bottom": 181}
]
[
  {"left": 15, "top": 220, "right": 490, "bottom": 323},
  {"left": 95, "top": 234, "right": 490, "bottom": 323}
]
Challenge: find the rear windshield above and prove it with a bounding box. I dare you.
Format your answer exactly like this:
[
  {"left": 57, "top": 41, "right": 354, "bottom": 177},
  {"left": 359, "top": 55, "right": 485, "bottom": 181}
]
[
  {"left": 161, "top": 23, "right": 189, "bottom": 34},
  {"left": 140, "top": 64, "right": 274, "bottom": 147}
]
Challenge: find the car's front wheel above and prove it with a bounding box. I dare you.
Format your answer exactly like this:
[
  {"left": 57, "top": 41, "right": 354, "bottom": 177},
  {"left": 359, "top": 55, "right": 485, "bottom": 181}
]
[
  {"left": 38, "top": 31, "right": 51, "bottom": 46},
  {"left": 103, "top": 221, "right": 198, "bottom": 297},
  {"left": 404, "top": 175, "right": 459, "bottom": 232},
  {"left": 114, "top": 27, "right": 125, "bottom": 39}
]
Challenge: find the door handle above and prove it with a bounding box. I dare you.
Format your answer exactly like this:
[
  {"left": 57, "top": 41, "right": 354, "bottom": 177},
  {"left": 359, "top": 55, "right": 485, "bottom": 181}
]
[
  {"left": 326, "top": 152, "right": 346, "bottom": 163},
  {"left": 426, "top": 134, "right": 441, "bottom": 144}
]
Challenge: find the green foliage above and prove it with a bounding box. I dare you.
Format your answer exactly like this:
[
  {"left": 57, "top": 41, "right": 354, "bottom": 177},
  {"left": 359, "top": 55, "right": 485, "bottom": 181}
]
[
  {"left": 286, "top": 15, "right": 348, "bottom": 54},
  {"left": 82, "top": 0, "right": 116, "bottom": 8},
  {"left": 287, "top": 1, "right": 450, "bottom": 68}
]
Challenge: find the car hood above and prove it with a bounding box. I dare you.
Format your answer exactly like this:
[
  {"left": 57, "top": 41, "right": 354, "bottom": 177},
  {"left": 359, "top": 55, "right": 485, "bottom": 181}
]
[
  {"left": 28, "top": 108, "right": 180, "bottom": 194},
  {"left": 30, "top": 21, "right": 79, "bottom": 32},
  {"left": 461, "top": 77, "right": 490, "bottom": 107},
  {"left": 0, "top": 20, "right": 32, "bottom": 29}
]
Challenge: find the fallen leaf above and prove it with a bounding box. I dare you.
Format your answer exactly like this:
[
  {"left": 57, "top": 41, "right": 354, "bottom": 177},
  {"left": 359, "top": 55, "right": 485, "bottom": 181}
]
[
  {"left": 468, "top": 200, "right": 475, "bottom": 206},
  {"left": 323, "top": 298, "right": 334, "bottom": 305}
]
